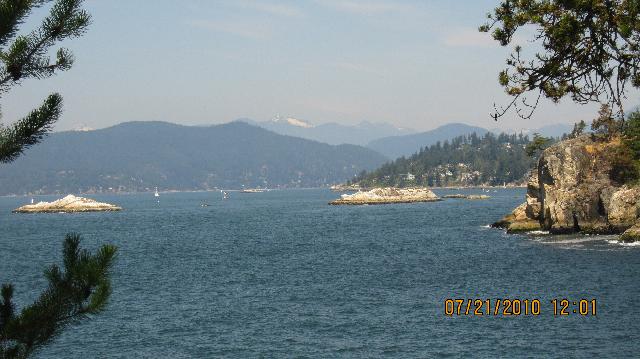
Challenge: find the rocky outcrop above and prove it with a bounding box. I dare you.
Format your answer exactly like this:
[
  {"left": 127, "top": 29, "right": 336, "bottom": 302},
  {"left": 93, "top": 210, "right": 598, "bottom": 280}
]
[
  {"left": 329, "top": 187, "right": 440, "bottom": 205},
  {"left": 620, "top": 223, "right": 640, "bottom": 242},
  {"left": 13, "top": 195, "right": 122, "bottom": 213},
  {"left": 492, "top": 202, "right": 542, "bottom": 233},
  {"left": 493, "top": 135, "right": 640, "bottom": 237},
  {"left": 330, "top": 184, "right": 366, "bottom": 192},
  {"left": 442, "top": 194, "right": 490, "bottom": 200}
]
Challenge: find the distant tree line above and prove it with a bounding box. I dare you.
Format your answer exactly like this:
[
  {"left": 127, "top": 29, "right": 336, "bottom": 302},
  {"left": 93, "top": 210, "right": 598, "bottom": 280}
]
[{"left": 350, "top": 132, "right": 545, "bottom": 188}]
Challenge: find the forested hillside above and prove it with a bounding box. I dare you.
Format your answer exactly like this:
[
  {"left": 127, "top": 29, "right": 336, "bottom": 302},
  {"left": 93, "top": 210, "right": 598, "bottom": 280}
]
[
  {"left": 0, "top": 121, "right": 387, "bottom": 195},
  {"left": 366, "top": 123, "right": 488, "bottom": 158},
  {"left": 351, "top": 132, "right": 536, "bottom": 188}
]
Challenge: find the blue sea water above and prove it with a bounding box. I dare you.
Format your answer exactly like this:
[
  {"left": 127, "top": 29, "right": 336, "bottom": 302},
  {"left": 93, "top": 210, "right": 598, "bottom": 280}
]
[{"left": 1, "top": 188, "right": 639, "bottom": 358}]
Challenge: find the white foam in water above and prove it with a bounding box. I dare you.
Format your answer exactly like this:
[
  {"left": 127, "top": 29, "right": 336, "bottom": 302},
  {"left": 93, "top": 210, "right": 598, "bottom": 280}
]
[
  {"left": 529, "top": 233, "right": 640, "bottom": 250},
  {"left": 606, "top": 239, "right": 640, "bottom": 247},
  {"left": 527, "top": 230, "right": 550, "bottom": 235},
  {"left": 541, "top": 237, "right": 600, "bottom": 245}
]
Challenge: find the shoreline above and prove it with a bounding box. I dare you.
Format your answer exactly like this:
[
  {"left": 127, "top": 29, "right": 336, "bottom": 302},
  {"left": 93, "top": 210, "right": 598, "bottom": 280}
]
[{"left": 2, "top": 185, "right": 527, "bottom": 198}]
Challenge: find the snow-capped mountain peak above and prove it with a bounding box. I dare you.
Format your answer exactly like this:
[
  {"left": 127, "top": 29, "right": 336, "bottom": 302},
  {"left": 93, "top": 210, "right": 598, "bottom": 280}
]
[
  {"left": 285, "top": 117, "right": 314, "bottom": 128},
  {"left": 271, "top": 115, "right": 314, "bottom": 128}
]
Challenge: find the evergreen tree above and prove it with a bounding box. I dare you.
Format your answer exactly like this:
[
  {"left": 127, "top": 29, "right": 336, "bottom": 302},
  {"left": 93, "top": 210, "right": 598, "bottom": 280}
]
[
  {"left": 481, "top": 1, "right": 640, "bottom": 120},
  {"left": 570, "top": 120, "right": 587, "bottom": 138},
  {"left": 354, "top": 132, "right": 539, "bottom": 187},
  {"left": 0, "top": 0, "right": 90, "bottom": 162},
  {"left": 525, "top": 133, "right": 552, "bottom": 158},
  {"left": 592, "top": 104, "right": 622, "bottom": 140},
  {"left": 623, "top": 109, "right": 640, "bottom": 159},
  {"left": 0, "top": 2, "right": 117, "bottom": 358},
  {"left": 0, "top": 234, "right": 116, "bottom": 359}
]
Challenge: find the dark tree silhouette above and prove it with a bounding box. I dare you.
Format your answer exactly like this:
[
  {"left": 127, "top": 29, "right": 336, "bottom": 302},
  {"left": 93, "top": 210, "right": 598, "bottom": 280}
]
[
  {"left": 481, "top": 1, "right": 640, "bottom": 120},
  {"left": 0, "top": 2, "right": 117, "bottom": 358},
  {"left": 0, "top": 234, "right": 116, "bottom": 358},
  {"left": 0, "top": 0, "right": 90, "bottom": 162}
]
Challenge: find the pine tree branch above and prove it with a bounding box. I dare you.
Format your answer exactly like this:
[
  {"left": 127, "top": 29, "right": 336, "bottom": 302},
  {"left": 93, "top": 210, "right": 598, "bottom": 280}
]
[
  {"left": 1, "top": 234, "right": 116, "bottom": 358},
  {"left": 0, "top": 93, "right": 61, "bottom": 163},
  {"left": 0, "top": 1, "right": 50, "bottom": 46},
  {"left": 0, "top": 0, "right": 89, "bottom": 90}
]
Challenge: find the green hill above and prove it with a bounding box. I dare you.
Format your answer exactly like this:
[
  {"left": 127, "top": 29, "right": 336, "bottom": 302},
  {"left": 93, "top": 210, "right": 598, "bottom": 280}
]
[
  {"left": 352, "top": 132, "right": 535, "bottom": 188},
  {"left": 0, "top": 121, "right": 388, "bottom": 195}
]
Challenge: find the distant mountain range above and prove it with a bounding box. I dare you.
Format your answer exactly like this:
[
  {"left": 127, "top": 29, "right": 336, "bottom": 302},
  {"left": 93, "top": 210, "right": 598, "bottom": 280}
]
[
  {"left": 489, "top": 123, "right": 573, "bottom": 138},
  {"left": 367, "top": 123, "right": 489, "bottom": 159},
  {"left": 245, "top": 116, "right": 572, "bottom": 159},
  {"left": 0, "top": 121, "right": 387, "bottom": 195},
  {"left": 239, "top": 114, "right": 576, "bottom": 159},
  {"left": 244, "top": 116, "right": 415, "bottom": 146},
  {"left": 0, "top": 118, "right": 575, "bottom": 195},
  {"left": 366, "top": 122, "right": 573, "bottom": 159}
]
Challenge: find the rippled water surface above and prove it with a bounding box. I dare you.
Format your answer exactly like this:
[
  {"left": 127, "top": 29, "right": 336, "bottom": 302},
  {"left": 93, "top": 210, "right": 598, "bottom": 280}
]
[{"left": 1, "top": 188, "right": 639, "bottom": 358}]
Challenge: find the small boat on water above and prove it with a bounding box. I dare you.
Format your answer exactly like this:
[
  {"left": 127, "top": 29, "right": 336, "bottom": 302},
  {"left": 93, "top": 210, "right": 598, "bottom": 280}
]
[
  {"left": 221, "top": 190, "right": 229, "bottom": 199},
  {"left": 154, "top": 187, "right": 160, "bottom": 197}
]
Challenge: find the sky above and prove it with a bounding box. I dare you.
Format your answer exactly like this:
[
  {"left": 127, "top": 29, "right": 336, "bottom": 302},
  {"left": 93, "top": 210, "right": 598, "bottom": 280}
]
[{"left": 2, "top": 0, "right": 638, "bottom": 132}]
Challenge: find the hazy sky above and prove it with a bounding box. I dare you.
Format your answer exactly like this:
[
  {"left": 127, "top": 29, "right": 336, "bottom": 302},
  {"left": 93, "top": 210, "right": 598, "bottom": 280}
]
[{"left": 3, "top": 0, "right": 638, "bottom": 132}]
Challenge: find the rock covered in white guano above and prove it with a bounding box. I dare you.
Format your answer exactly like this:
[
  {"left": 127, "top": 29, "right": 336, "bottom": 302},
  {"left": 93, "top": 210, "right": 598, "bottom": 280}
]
[
  {"left": 329, "top": 187, "right": 440, "bottom": 205},
  {"left": 13, "top": 195, "right": 122, "bottom": 213}
]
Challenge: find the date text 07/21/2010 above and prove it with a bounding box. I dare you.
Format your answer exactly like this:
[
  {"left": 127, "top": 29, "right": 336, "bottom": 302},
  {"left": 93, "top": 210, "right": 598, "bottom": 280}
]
[{"left": 444, "top": 298, "right": 597, "bottom": 317}]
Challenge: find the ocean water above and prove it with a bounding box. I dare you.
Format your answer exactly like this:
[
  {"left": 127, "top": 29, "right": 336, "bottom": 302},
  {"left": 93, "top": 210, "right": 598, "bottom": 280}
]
[{"left": 1, "top": 188, "right": 639, "bottom": 358}]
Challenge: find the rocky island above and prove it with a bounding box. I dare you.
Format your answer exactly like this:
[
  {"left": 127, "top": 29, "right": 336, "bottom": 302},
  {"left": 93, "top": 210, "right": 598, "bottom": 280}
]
[
  {"left": 329, "top": 187, "right": 440, "bottom": 205},
  {"left": 329, "top": 184, "right": 366, "bottom": 192},
  {"left": 13, "top": 195, "right": 122, "bottom": 213},
  {"left": 492, "top": 135, "right": 640, "bottom": 241},
  {"left": 442, "top": 194, "right": 490, "bottom": 200}
]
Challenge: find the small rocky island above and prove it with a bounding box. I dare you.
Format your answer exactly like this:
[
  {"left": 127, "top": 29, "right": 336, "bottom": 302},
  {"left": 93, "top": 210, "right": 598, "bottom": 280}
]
[
  {"left": 13, "top": 195, "right": 122, "bottom": 213},
  {"left": 329, "top": 184, "right": 366, "bottom": 192},
  {"left": 329, "top": 187, "right": 440, "bottom": 205},
  {"left": 492, "top": 135, "right": 640, "bottom": 241},
  {"left": 442, "top": 194, "right": 490, "bottom": 200}
]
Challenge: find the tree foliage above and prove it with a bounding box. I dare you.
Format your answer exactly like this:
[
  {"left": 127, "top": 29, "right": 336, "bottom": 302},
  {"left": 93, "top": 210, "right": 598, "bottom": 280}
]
[
  {"left": 570, "top": 120, "right": 587, "bottom": 138},
  {"left": 525, "top": 133, "right": 552, "bottom": 157},
  {"left": 0, "top": 3, "right": 117, "bottom": 359},
  {"left": 592, "top": 103, "right": 622, "bottom": 139},
  {"left": 352, "top": 132, "right": 538, "bottom": 187},
  {"left": 481, "top": 0, "right": 640, "bottom": 119},
  {"left": 0, "top": 0, "right": 90, "bottom": 162},
  {"left": 0, "top": 234, "right": 116, "bottom": 359},
  {"left": 623, "top": 108, "right": 640, "bottom": 157},
  {"left": 0, "top": 122, "right": 387, "bottom": 195}
]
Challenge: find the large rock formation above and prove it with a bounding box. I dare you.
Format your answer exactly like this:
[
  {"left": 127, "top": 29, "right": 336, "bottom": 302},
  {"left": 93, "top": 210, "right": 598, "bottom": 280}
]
[
  {"left": 13, "top": 195, "right": 122, "bottom": 213},
  {"left": 329, "top": 187, "right": 440, "bottom": 205},
  {"left": 493, "top": 135, "right": 640, "bottom": 238}
]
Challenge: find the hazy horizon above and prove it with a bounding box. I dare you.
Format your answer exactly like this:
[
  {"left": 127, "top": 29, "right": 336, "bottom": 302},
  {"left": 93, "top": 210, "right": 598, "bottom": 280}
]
[
  {"left": 3, "top": 0, "right": 638, "bottom": 133},
  {"left": 48, "top": 117, "right": 572, "bottom": 135}
]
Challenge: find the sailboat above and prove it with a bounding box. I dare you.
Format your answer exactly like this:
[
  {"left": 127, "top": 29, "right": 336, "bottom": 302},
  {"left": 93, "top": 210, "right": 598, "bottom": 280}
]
[{"left": 154, "top": 187, "right": 160, "bottom": 197}]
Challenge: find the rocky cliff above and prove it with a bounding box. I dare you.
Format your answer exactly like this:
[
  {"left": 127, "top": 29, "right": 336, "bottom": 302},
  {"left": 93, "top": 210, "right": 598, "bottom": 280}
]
[{"left": 493, "top": 135, "right": 640, "bottom": 240}]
